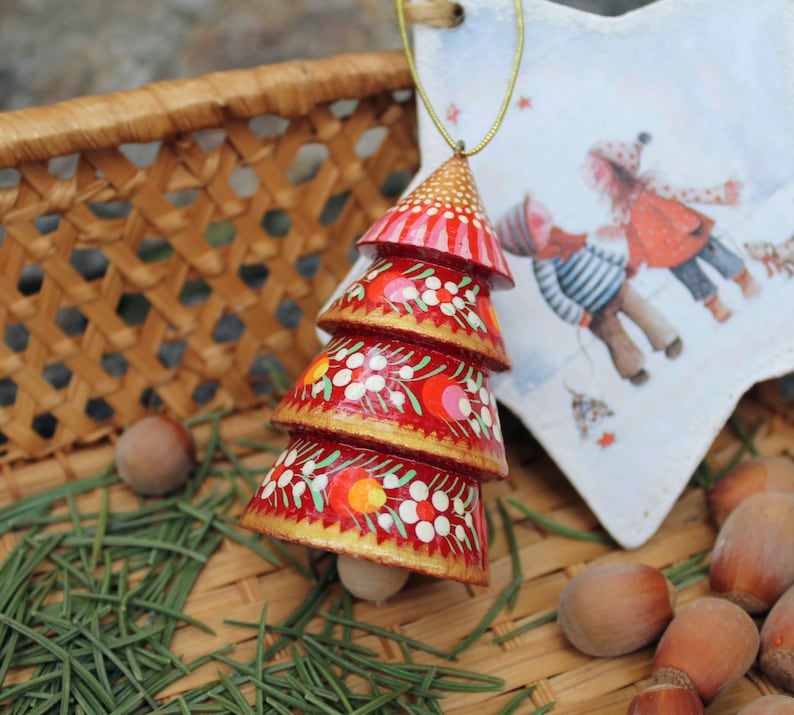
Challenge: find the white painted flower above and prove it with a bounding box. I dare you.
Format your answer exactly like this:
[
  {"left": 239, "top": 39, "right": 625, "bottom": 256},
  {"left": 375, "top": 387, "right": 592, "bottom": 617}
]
[
  {"left": 479, "top": 386, "right": 490, "bottom": 405},
  {"left": 344, "top": 382, "right": 366, "bottom": 400},
  {"left": 311, "top": 381, "right": 324, "bottom": 396},
  {"left": 261, "top": 468, "right": 275, "bottom": 488},
  {"left": 398, "top": 482, "right": 451, "bottom": 544},
  {"left": 466, "top": 378, "right": 478, "bottom": 393},
  {"left": 382, "top": 474, "right": 400, "bottom": 489},
  {"left": 292, "top": 481, "right": 306, "bottom": 498},
  {"left": 377, "top": 512, "right": 394, "bottom": 530},
  {"left": 335, "top": 348, "right": 348, "bottom": 361},
  {"left": 369, "top": 354, "right": 387, "bottom": 371},
  {"left": 469, "top": 418, "right": 481, "bottom": 436},
  {"left": 467, "top": 311, "right": 484, "bottom": 330},
  {"left": 409, "top": 480, "right": 429, "bottom": 502},
  {"left": 455, "top": 524, "right": 466, "bottom": 541},
  {"left": 432, "top": 491, "right": 450, "bottom": 512},
  {"left": 425, "top": 276, "right": 442, "bottom": 290},
  {"left": 398, "top": 365, "right": 414, "bottom": 380},
  {"left": 312, "top": 473, "right": 328, "bottom": 491},
  {"left": 481, "top": 406, "right": 493, "bottom": 428},
  {"left": 283, "top": 449, "right": 298, "bottom": 467},
  {"left": 402, "top": 285, "right": 419, "bottom": 301},
  {"left": 277, "top": 468, "right": 294, "bottom": 488},
  {"left": 389, "top": 390, "right": 406, "bottom": 408},
  {"left": 464, "top": 289, "right": 476, "bottom": 302},
  {"left": 333, "top": 369, "right": 352, "bottom": 387},
  {"left": 422, "top": 289, "right": 440, "bottom": 307},
  {"left": 346, "top": 352, "right": 365, "bottom": 369},
  {"left": 415, "top": 522, "right": 435, "bottom": 543},
  {"left": 302, "top": 460, "right": 316, "bottom": 476},
  {"left": 453, "top": 497, "right": 465, "bottom": 515},
  {"left": 262, "top": 481, "right": 277, "bottom": 499},
  {"left": 364, "top": 374, "right": 386, "bottom": 392}
]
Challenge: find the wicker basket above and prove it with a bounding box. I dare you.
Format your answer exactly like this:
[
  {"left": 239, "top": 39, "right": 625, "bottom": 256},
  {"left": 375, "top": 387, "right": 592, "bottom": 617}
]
[{"left": 0, "top": 50, "right": 791, "bottom": 713}]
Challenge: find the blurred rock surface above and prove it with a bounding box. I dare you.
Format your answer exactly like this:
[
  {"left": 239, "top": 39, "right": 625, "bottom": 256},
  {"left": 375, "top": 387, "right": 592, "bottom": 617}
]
[{"left": 0, "top": 0, "right": 652, "bottom": 112}]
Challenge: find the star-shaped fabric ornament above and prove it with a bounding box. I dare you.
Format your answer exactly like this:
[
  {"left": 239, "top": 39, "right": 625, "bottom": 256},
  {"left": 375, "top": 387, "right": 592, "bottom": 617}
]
[{"left": 335, "top": 0, "right": 794, "bottom": 548}]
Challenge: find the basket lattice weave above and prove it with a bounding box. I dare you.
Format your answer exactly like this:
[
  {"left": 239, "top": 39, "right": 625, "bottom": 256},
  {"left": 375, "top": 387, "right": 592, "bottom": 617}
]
[
  {"left": 0, "top": 50, "right": 417, "bottom": 465},
  {"left": 0, "top": 50, "right": 791, "bottom": 713}
]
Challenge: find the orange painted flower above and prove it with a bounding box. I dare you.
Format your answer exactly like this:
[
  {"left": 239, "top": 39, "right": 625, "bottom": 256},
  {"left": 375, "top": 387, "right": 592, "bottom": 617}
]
[
  {"left": 328, "top": 467, "right": 385, "bottom": 515},
  {"left": 347, "top": 477, "right": 387, "bottom": 513},
  {"left": 302, "top": 353, "right": 330, "bottom": 385}
]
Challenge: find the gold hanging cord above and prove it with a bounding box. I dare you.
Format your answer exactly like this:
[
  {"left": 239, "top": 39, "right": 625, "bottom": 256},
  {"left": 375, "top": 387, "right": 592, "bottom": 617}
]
[{"left": 396, "top": 0, "right": 525, "bottom": 157}]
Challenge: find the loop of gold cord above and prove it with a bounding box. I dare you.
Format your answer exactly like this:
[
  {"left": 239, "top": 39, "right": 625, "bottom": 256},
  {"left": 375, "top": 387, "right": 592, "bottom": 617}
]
[{"left": 396, "top": 0, "right": 524, "bottom": 157}]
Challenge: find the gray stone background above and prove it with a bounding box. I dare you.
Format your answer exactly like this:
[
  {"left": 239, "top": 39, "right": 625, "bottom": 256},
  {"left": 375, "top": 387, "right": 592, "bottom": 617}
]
[{"left": 0, "top": 0, "right": 653, "bottom": 112}]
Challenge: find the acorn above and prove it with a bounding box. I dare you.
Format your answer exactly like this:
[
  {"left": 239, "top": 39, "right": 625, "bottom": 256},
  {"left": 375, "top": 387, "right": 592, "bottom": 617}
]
[
  {"left": 709, "top": 492, "right": 794, "bottom": 613},
  {"left": 337, "top": 554, "right": 411, "bottom": 602},
  {"left": 760, "top": 584, "right": 794, "bottom": 691},
  {"left": 626, "top": 684, "right": 704, "bottom": 715},
  {"left": 557, "top": 563, "right": 675, "bottom": 657},
  {"left": 708, "top": 456, "right": 794, "bottom": 527},
  {"left": 115, "top": 414, "right": 197, "bottom": 496},
  {"left": 736, "top": 695, "right": 794, "bottom": 715},
  {"left": 652, "top": 597, "right": 759, "bottom": 704}
]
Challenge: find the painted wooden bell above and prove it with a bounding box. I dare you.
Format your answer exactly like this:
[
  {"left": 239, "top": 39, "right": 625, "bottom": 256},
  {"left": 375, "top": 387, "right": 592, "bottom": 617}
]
[{"left": 240, "top": 155, "right": 514, "bottom": 592}]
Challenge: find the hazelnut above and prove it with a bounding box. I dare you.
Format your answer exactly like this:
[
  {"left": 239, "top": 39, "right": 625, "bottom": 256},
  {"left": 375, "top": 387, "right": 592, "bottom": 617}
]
[
  {"left": 652, "top": 597, "right": 759, "bottom": 704},
  {"left": 760, "top": 585, "right": 794, "bottom": 691},
  {"left": 626, "top": 684, "right": 704, "bottom": 715},
  {"left": 708, "top": 456, "right": 794, "bottom": 527},
  {"left": 709, "top": 492, "right": 794, "bottom": 613},
  {"left": 115, "top": 414, "right": 196, "bottom": 496},
  {"left": 557, "top": 563, "right": 675, "bottom": 657}
]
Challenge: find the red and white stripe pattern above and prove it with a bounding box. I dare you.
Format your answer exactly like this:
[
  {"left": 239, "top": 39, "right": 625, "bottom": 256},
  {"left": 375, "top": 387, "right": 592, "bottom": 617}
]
[{"left": 357, "top": 155, "right": 514, "bottom": 289}]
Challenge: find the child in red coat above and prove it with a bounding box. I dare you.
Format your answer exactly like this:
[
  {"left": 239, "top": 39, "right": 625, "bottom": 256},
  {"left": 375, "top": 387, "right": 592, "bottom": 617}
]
[{"left": 581, "top": 133, "right": 759, "bottom": 322}]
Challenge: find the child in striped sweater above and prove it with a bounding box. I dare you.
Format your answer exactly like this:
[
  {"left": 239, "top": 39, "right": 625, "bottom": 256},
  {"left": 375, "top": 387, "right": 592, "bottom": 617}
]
[{"left": 497, "top": 194, "right": 682, "bottom": 386}]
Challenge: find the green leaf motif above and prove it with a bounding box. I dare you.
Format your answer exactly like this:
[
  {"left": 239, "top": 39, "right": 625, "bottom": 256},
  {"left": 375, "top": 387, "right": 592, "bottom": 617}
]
[
  {"left": 386, "top": 506, "right": 408, "bottom": 538},
  {"left": 315, "top": 449, "right": 342, "bottom": 470},
  {"left": 402, "top": 384, "right": 422, "bottom": 416}
]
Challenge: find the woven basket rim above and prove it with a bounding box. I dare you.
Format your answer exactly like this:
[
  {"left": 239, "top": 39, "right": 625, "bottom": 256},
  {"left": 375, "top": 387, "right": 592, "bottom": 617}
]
[{"left": 0, "top": 49, "right": 412, "bottom": 168}]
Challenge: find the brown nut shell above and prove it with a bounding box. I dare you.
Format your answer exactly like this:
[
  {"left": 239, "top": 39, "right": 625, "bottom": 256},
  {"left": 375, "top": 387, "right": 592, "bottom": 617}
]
[
  {"left": 760, "top": 585, "right": 794, "bottom": 691},
  {"left": 115, "top": 414, "right": 196, "bottom": 496},
  {"left": 709, "top": 492, "right": 794, "bottom": 613},
  {"left": 557, "top": 563, "right": 675, "bottom": 657},
  {"left": 652, "top": 596, "right": 759, "bottom": 704},
  {"left": 708, "top": 456, "right": 794, "bottom": 527},
  {"left": 736, "top": 695, "right": 794, "bottom": 715},
  {"left": 626, "top": 685, "right": 704, "bottom": 715}
]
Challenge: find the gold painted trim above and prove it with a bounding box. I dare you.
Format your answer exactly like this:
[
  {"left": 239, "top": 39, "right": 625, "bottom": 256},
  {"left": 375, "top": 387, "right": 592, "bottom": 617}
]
[
  {"left": 271, "top": 401, "right": 508, "bottom": 480},
  {"left": 240, "top": 508, "right": 489, "bottom": 586},
  {"left": 318, "top": 304, "right": 511, "bottom": 372}
]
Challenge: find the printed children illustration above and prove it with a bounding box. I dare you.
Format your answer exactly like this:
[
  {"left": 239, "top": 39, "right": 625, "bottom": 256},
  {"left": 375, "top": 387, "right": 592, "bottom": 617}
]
[
  {"left": 567, "top": 385, "right": 614, "bottom": 439},
  {"left": 744, "top": 236, "right": 794, "bottom": 277},
  {"left": 497, "top": 194, "right": 682, "bottom": 386},
  {"left": 581, "top": 133, "right": 759, "bottom": 323}
]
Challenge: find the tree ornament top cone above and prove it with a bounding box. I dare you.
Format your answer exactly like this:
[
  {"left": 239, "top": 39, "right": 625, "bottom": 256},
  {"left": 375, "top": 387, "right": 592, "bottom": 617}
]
[{"left": 240, "top": 154, "right": 515, "bottom": 594}]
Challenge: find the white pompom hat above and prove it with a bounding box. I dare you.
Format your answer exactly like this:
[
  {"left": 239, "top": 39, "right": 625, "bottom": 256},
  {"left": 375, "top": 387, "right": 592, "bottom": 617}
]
[{"left": 588, "top": 133, "right": 651, "bottom": 175}]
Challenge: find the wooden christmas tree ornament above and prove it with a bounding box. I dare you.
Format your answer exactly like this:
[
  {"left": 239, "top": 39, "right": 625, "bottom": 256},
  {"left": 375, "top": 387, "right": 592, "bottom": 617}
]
[
  {"left": 240, "top": 0, "right": 523, "bottom": 600},
  {"left": 240, "top": 156, "right": 514, "bottom": 594}
]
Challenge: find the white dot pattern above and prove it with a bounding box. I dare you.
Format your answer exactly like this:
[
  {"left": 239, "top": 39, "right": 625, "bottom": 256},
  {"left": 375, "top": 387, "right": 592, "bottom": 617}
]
[{"left": 356, "top": 155, "right": 514, "bottom": 288}]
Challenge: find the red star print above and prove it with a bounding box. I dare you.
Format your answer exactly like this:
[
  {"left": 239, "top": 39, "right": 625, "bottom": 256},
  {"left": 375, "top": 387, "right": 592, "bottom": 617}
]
[
  {"left": 597, "top": 432, "right": 616, "bottom": 448},
  {"left": 518, "top": 96, "right": 532, "bottom": 109},
  {"left": 446, "top": 103, "right": 461, "bottom": 124}
]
